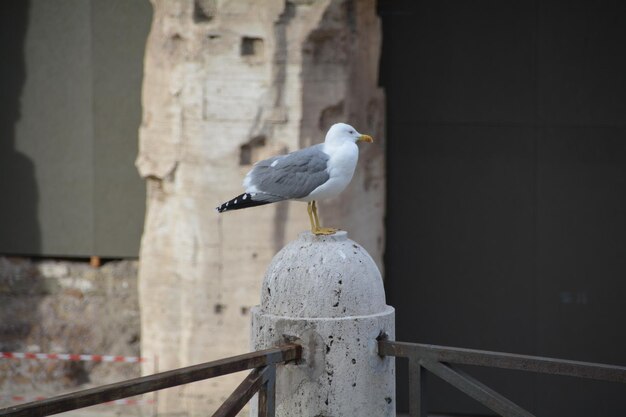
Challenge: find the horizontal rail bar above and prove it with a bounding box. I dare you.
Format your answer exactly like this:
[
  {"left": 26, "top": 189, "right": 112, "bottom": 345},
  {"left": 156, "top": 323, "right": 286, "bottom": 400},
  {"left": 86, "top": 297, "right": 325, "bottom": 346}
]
[
  {"left": 212, "top": 366, "right": 271, "bottom": 417},
  {"left": 421, "top": 360, "right": 535, "bottom": 417},
  {"left": 379, "top": 340, "right": 626, "bottom": 383},
  {"left": 0, "top": 344, "right": 301, "bottom": 417}
]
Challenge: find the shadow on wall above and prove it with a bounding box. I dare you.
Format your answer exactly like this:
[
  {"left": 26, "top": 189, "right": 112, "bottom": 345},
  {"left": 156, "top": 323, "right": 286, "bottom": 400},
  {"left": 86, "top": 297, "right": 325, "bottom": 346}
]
[
  {"left": 0, "top": 0, "right": 40, "bottom": 256},
  {"left": 0, "top": 0, "right": 44, "bottom": 393}
]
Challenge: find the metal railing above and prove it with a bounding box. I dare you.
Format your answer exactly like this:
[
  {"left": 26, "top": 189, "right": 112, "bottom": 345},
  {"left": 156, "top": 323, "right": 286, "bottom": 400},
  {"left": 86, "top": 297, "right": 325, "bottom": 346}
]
[
  {"left": 3, "top": 338, "right": 625, "bottom": 417},
  {"left": 0, "top": 343, "right": 301, "bottom": 417},
  {"left": 378, "top": 339, "right": 626, "bottom": 417}
]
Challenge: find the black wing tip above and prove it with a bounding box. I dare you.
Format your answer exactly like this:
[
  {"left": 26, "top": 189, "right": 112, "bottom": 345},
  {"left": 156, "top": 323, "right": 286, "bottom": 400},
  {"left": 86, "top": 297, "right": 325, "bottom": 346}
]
[{"left": 216, "top": 193, "right": 271, "bottom": 213}]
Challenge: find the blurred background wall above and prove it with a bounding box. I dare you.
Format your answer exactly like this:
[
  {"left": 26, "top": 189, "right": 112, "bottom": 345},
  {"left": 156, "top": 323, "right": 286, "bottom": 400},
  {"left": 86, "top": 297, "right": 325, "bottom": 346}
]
[
  {"left": 0, "top": 0, "right": 149, "bottom": 258},
  {"left": 380, "top": 0, "right": 626, "bottom": 415},
  {"left": 136, "top": 0, "right": 384, "bottom": 414},
  {"left": 0, "top": 0, "right": 151, "bottom": 411}
]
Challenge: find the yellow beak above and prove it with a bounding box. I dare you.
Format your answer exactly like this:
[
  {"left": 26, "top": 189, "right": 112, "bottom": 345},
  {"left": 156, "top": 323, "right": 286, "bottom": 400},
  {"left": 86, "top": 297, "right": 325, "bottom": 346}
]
[{"left": 358, "top": 134, "right": 374, "bottom": 143}]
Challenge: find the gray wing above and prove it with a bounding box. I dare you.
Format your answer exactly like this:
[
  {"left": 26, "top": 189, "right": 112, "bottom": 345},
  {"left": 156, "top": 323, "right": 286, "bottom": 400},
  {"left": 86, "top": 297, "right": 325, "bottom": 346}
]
[{"left": 246, "top": 144, "right": 330, "bottom": 199}]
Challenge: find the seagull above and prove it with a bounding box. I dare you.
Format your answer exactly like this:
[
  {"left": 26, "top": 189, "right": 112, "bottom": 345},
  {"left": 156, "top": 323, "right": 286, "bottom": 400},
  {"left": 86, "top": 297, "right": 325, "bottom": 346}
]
[{"left": 216, "top": 123, "right": 373, "bottom": 235}]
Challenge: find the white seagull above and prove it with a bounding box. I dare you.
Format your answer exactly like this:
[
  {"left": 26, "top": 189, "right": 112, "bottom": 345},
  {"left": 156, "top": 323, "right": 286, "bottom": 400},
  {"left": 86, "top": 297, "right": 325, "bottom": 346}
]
[{"left": 216, "top": 123, "right": 373, "bottom": 235}]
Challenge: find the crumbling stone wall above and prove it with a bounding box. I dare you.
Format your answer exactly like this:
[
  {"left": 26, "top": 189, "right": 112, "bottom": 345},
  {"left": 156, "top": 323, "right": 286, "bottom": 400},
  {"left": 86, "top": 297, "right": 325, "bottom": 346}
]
[
  {"left": 137, "top": 0, "right": 384, "bottom": 415},
  {"left": 0, "top": 257, "right": 140, "bottom": 405}
]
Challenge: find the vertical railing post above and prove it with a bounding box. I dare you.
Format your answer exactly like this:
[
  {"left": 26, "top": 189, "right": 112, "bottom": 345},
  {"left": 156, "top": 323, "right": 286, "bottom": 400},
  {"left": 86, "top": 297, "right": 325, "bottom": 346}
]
[
  {"left": 409, "top": 359, "right": 427, "bottom": 417},
  {"left": 258, "top": 365, "right": 276, "bottom": 417}
]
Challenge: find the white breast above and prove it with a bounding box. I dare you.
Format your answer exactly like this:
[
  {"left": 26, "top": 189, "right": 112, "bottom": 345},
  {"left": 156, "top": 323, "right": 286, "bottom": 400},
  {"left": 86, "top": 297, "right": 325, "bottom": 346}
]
[{"left": 302, "top": 142, "right": 359, "bottom": 201}]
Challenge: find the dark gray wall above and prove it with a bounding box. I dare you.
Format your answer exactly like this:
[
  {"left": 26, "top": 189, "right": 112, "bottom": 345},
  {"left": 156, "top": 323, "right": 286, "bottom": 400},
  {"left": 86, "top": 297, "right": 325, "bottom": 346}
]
[
  {"left": 91, "top": 1, "right": 151, "bottom": 257},
  {"left": 0, "top": 0, "right": 151, "bottom": 257},
  {"left": 0, "top": 0, "right": 38, "bottom": 255},
  {"left": 379, "top": 0, "right": 626, "bottom": 415}
]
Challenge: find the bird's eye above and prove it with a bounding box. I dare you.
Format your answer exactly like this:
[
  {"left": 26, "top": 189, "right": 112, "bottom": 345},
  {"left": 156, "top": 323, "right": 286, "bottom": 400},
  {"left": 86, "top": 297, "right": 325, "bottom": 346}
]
[{"left": 349, "top": 130, "right": 355, "bottom": 134}]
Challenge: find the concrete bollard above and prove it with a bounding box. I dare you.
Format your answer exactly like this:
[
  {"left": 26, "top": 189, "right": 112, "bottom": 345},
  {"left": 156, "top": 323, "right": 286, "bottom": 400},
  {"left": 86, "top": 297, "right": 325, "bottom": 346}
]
[{"left": 251, "top": 231, "right": 395, "bottom": 416}]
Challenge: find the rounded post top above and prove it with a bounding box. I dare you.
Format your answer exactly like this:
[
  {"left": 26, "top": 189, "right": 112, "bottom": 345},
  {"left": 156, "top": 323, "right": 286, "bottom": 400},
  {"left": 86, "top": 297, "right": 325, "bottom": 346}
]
[
  {"left": 297, "top": 230, "right": 349, "bottom": 242},
  {"left": 260, "top": 230, "right": 387, "bottom": 319}
]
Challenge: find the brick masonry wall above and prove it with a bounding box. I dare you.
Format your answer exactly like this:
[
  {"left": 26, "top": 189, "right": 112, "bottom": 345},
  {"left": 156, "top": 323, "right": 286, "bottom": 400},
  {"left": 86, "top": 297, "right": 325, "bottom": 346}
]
[{"left": 0, "top": 257, "right": 140, "bottom": 403}]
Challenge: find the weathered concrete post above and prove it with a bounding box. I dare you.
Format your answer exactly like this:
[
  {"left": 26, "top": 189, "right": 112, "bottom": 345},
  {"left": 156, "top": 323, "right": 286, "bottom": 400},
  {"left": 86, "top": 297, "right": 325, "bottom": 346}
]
[{"left": 251, "top": 231, "right": 395, "bottom": 416}]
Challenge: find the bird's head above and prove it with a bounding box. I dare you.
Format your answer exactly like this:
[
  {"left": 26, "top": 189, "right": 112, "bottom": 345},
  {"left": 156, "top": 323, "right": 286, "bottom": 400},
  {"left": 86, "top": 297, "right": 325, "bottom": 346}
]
[{"left": 325, "top": 123, "right": 374, "bottom": 145}]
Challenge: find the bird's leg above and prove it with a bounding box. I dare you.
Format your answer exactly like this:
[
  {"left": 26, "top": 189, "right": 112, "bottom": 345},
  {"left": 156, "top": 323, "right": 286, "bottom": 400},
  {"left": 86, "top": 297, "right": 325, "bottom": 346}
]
[
  {"left": 312, "top": 200, "right": 320, "bottom": 229},
  {"left": 311, "top": 200, "right": 337, "bottom": 235},
  {"left": 307, "top": 201, "right": 316, "bottom": 233},
  {"left": 312, "top": 200, "right": 322, "bottom": 229}
]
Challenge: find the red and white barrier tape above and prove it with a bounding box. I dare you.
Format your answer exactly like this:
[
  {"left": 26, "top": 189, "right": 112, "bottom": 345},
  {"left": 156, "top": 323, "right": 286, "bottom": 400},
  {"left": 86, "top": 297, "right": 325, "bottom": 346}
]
[
  {"left": 0, "top": 352, "right": 146, "bottom": 363},
  {"left": 2, "top": 395, "right": 47, "bottom": 403},
  {"left": 1, "top": 394, "right": 154, "bottom": 406}
]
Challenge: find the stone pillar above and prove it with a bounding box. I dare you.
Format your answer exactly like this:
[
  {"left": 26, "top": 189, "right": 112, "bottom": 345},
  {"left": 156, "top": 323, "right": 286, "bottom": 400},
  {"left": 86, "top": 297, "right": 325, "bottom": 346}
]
[
  {"left": 137, "top": 1, "right": 385, "bottom": 415},
  {"left": 251, "top": 231, "right": 395, "bottom": 416}
]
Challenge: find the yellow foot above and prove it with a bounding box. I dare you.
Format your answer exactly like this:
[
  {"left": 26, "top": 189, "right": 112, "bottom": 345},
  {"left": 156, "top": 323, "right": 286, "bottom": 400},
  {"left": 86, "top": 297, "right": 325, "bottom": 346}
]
[{"left": 312, "top": 227, "right": 338, "bottom": 236}]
